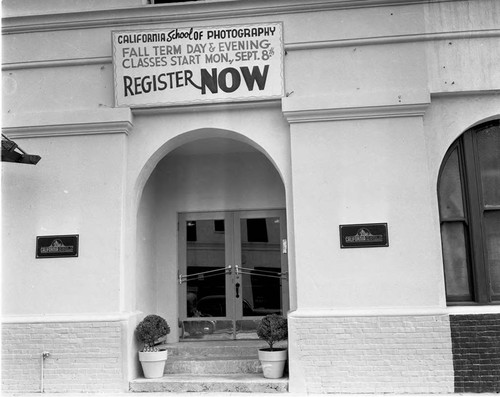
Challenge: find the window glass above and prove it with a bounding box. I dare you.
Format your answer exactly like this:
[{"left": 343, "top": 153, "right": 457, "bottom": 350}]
[
  {"left": 187, "top": 221, "right": 197, "bottom": 241},
  {"left": 186, "top": 219, "right": 226, "bottom": 318},
  {"left": 441, "top": 222, "right": 472, "bottom": 301},
  {"left": 240, "top": 217, "right": 282, "bottom": 316},
  {"left": 246, "top": 218, "right": 269, "bottom": 243},
  {"left": 484, "top": 211, "right": 500, "bottom": 299},
  {"left": 438, "top": 147, "right": 465, "bottom": 219},
  {"left": 476, "top": 126, "right": 500, "bottom": 207}
]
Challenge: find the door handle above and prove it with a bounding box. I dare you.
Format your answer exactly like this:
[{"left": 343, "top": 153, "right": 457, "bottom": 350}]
[{"left": 235, "top": 282, "right": 240, "bottom": 298}]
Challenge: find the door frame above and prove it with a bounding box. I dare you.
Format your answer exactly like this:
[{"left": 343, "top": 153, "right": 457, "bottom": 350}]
[{"left": 178, "top": 209, "right": 288, "bottom": 340}]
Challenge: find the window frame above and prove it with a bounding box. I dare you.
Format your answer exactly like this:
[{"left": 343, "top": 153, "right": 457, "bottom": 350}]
[{"left": 438, "top": 119, "right": 500, "bottom": 305}]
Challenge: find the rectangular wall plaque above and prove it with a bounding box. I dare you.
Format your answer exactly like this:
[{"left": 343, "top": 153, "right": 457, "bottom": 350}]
[
  {"left": 339, "top": 223, "right": 388, "bottom": 248},
  {"left": 36, "top": 235, "right": 79, "bottom": 258}
]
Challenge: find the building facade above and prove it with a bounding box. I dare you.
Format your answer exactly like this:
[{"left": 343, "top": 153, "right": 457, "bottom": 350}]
[{"left": 2, "top": 0, "right": 499, "bottom": 393}]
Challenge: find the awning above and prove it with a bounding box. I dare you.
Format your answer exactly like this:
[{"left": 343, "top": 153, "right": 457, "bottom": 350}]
[{"left": 1, "top": 134, "right": 41, "bottom": 165}]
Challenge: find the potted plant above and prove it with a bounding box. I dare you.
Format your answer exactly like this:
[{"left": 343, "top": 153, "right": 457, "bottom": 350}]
[
  {"left": 256, "top": 314, "right": 288, "bottom": 379},
  {"left": 135, "top": 314, "right": 170, "bottom": 379}
]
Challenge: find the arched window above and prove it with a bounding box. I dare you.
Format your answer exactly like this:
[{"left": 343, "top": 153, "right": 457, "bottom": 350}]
[{"left": 438, "top": 119, "right": 500, "bottom": 304}]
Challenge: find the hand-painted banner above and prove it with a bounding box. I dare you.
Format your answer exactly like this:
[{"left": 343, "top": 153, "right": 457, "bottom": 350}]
[{"left": 112, "top": 23, "right": 284, "bottom": 108}]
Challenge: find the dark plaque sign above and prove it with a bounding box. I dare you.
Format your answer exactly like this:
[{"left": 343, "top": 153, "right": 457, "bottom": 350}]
[
  {"left": 339, "top": 223, "right": 388, "bottom": 248},
  {"left": 36, "top": 235, "right": 79, "bottom": 258}
]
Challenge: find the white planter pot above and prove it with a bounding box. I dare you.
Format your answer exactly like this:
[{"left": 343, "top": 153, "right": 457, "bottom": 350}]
[
  {"left": 138, "top": 350, "right": 168, "bottom": 379},
  {"left": 258, "top": 348, "right": 287, "bottom": 379}
]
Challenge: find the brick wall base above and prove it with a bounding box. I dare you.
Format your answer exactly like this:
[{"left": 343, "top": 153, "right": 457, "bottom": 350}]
[
  {"left": 4, "top": 312, "right": 498, "bottom": 393},
  {"left": 288, "top": 312, "right": 455, "bottom": 394},
  {"left": 450, "top": 313, "right": 500, "bottom": 393},
  {"left": 2, "top": 319, "right": 126, "bottom": 393}
]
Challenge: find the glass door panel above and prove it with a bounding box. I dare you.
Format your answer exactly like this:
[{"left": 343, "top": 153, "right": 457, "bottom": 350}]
[
  {"left": 186, "top": 219, "right": 226, "bottom": 317},
  {"left": 235, "top": 211, "right": 288, "bottom": 338},
  {"left": 240, "top": 217, "right": 283, "bottom": 315},
  {"left": 179, "top": 214, "right": 234, "bottom": 340}
]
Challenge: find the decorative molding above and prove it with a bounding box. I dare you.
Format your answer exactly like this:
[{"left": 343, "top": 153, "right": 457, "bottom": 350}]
[
  {"left": 289, "top": 305, "right": 500, "bottom": 318},
  {"left": 286, "top": 28, "right": 500, "bottom": 51},
  {"left": 1, "top": 311, "right": 142, "bottom": 324},
  {"left": 446, "top": 305, "right": 500, "bottom": 315},
  {"left": 1, "top": 0, "right": 431, "bottom": 35},
  {"left": 3, "top": 121, "right": 133, "bottom": 139},
  {"left": 289, "top": 306, "right": 449, "bottom": 318},
  {"left": 131, "top": 98, "right": 281, "bottom": 116},
  {"left": 2, "top": 56, "right": 111, "bottom": 71},
  {"left": 283, "top": 103, "right": 429, "bottom": 123},
  {"left": 431, "top": 89, "right": 500, "bottom": 98},
  {"left": 2, "top": 109, "right": 134, "bottom": 139}
]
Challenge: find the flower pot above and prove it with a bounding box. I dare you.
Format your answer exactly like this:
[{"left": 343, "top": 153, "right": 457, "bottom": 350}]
[
  {"left": 138, "top": 350, "right": 168, "bottom": 379},
  {"left": 258, "top": 348, "right": 287, "bottom": 379}
]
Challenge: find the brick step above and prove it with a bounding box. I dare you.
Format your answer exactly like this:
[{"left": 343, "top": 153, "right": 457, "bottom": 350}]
[
  {"left": 130, "top": 373, "right": 288, "bottom": 393},
  {"left": 165, "top": 355, "right": 261, "bottom": 374}
]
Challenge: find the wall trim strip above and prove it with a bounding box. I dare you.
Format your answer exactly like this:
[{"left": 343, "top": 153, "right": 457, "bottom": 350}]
[
  {"left": 289, "top": 307, "right": 449, "bottom": 318},
  {"left": 286, "top": 28, "right": 500, "bottom": 51},
  {"left": 2, "top": 56, "right": 111, "bottom": 71},
  {"left": 3, "top": 29, "right": 499, "bottom": 72},
  {"left": 1, "top": 311, "right": 142, "bottom": 324},
  {"left": 283, "top": 103, "right": 429, "bottom": 123},
  {"left": 3, "top": 121, "right": 134, "bottom": 139},
  {"left": 289, "top": 305, "right": 500, "bottom": 318},
  {"left": 2, "top": 108, "right": 133, "bottom": 139}
]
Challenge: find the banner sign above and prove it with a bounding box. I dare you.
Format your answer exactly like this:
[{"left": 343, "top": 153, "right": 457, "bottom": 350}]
[
  {"left": 36, "top": 235, "right": 79, "bottom": 258},
  {"left": 339, "top": 223, "right": 389, "bottom": 248},
  {"left": 112, "top": 23, "right": 284, "bottom": 107}
]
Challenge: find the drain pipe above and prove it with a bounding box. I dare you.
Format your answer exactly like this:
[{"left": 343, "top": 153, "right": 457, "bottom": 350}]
[{"left": 40, "top": 351, "right": 50, "bottom": 393}]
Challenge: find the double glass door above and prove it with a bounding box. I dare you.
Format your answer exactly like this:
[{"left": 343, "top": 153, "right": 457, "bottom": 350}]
[{"left": 178, "top": 210, "right": 288, "bottom": 340}]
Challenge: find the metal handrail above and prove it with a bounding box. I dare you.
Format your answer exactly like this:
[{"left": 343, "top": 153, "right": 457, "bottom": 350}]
[
  {"left": 238, "top": 270, "right": 288, "bottom": 280},
  {"left": 179, "top": 266, "right": 231, "bottom": 284},
  {"left": 179, "top": 265, "right": 288, "bottom": 284},
  {"left": 238, "top": 266, "right": 282, "bottom": 275},
  {"left": 238, "top": 266, "right": 288, "bottom": 280},
  {"left": 181, "top": 272, "right": 231, "bottom": 283}
]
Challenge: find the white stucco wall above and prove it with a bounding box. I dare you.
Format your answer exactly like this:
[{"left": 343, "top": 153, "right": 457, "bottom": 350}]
[
  {"left": 2, "top": 132, "right": 127, "bottom": 315},
  {"left": 289, "top": 115, "right": 445, "bottom": 309},
  {"left": 136, "top": 174, "right": 160, "bottom": 315},
  {"left": 424, "top": 0, "right": 500, "bottom": 94}
]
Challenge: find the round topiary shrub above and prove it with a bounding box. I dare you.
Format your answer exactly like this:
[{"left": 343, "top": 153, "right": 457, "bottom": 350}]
[
  {"left": 256, "top": 314, "right": 288, "bottom": 351},
  {"left": 135, "top": 314, "right": 170, "bottom": 352}
]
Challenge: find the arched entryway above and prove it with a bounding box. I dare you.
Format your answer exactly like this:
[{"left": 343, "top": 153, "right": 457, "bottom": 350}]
[{"left": 136, "top": 133, "right": 287, "bottom": 342}]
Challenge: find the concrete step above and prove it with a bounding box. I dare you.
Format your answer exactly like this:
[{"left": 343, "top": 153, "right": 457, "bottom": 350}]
[
  {"left": 132, "top": 341, "right": 289, "bottom": 392},
  {"left": 165, "top": 355, "right": 261, "bottom": 374},
  {"left": 130, "top": 374, "right": 288, "bottom": 393},
  {"left": 165, "top": 340, "right": 287, "bottom": 359}
]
